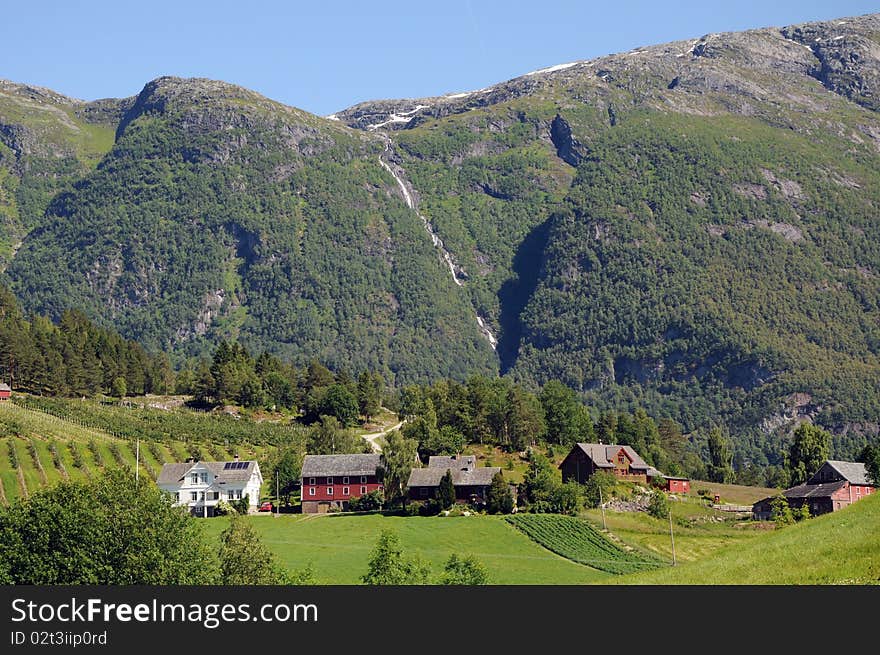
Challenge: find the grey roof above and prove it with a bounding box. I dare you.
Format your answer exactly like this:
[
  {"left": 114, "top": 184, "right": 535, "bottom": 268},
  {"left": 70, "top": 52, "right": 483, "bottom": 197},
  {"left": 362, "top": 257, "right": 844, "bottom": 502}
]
[
  {"left": 782, "top": 481, "right": 849, "bottom": 500},
  {"left": 428, "top": 455, "right": 476, "bottom": 471},
  {"left": 408, "top": 465, "right": 500, "bottom": 488},
  {"left": 301, "top": 454, "right": 383, "bottom": 478},
  {"left": 823, "top": 460, "right": 871, "bottom": 485},
  {"left": 0, "top": 383, "right": 10, "bottom": 391},
  {"left": 646, "top": 467, "right": 689, "bottom": 481},
  {"left": 157, "top": 460, "right": 259, "bottom": 485},
  {"left": 569, "top": 443, "right": 651, "bottom": 471}
]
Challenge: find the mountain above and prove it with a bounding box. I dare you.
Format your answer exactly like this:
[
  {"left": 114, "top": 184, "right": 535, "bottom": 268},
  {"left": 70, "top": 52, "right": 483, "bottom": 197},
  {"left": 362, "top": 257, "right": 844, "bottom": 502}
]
[{"left": 1, "top": 13, "right": 879, "bottom": 460}]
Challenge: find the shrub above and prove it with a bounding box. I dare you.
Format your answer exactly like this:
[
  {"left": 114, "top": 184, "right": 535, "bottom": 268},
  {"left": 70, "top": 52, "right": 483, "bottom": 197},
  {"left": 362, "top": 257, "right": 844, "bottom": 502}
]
[
  {"left": 348, "top": 489, "right": 384, "bottom": 512},
  {"left": 770, "top": 495, "right": 794, "bottom": 526},
  {"left": 647, "top": 491, "right": 670, "bottom": 519},
  {"left": 583, "top": 471, "right": 617, "bottom": 509}
]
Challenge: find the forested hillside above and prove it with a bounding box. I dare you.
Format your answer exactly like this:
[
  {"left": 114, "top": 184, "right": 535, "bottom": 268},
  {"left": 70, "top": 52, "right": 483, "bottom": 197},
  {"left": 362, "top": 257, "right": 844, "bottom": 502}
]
[{"left": 1, "top": 13, "right": 879, "bottom": 460}]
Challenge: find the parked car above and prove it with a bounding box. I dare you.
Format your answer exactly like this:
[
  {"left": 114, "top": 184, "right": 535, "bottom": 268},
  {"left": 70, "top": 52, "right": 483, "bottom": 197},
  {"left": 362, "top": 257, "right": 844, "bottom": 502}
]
[{"left": 258, "top": 501, "right": 274, "bottom": 512}]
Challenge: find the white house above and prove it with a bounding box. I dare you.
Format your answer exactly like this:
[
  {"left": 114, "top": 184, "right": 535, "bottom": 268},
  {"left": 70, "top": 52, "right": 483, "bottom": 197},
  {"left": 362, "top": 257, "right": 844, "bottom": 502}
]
[{"left": 157, "top": 457, "right": 263, "bottom": 517}]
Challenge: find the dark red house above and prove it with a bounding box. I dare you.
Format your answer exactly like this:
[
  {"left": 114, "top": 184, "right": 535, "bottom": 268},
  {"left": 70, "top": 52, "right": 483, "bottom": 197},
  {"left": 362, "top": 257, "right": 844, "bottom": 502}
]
[
  {"left": 560, "top": 443, "right": 653, "bottom": 484},
  {"left": 407, "top": 455, "right": 501, "bottom": 504},
  {"left": 0, "top": 383, "right": 10, "bottom": 401},
  {"left": 300, "top": 453, "right": 384, "bottom": 513},
  {"left": 752, "top": 460, "right": 876, "bottom": 519}
]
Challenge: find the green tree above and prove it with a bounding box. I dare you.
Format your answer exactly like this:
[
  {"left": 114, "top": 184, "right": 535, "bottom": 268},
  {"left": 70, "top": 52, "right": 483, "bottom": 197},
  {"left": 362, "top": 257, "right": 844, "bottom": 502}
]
[
  {"left": 321, "top": 384, "right": 359, "bottom": 427},
  {"left": 504, "top": 385, "right": 547, "bottom": 450},
  {"left": 111, "top": 376, "right": 127, "bottom": 398},
  {"left": 487, "top": 471, "right": 514, "bottom": 514},
  {"left": 381, "top": 430, "right": 418, "bottom": 507},
  {"left": 361, "top": 530, "right": 430, "bottom": 585},
  {"left": 707, "top": 427, "right": 734, "bottom": 484},
  {"left": 270, "top": 446, "right": 303, "bottom": 506},
  {"left": 0, "top": 469, "right": 217, "bottom": 584},
  {"left": 438, "top": 469, "right": 456, "bottom": 509},
  {"left": 858, "top": 443, "right": 880, "bottom": 485},
  {"left": 357, "top": 371, "right": 383, "bottom": 421},
  {"left": 522, "top": 450, "right": 559, "bottom": 508},
  {"left": 539, "top": 380, "right": 593, "bottom": 445},
  {"left": 218, "top": 515, "right": 290, "bottom": 584},
  {"left": 787, "top": 423, "right": 831, "bottom": 486},
  {"left": 440, "top": 553, "right": 488, "bottom": 585}
]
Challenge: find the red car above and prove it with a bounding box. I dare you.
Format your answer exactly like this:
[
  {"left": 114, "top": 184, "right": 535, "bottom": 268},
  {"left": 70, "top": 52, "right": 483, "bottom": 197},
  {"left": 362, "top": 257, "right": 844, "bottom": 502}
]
[{"left": 258, "top": 501, "right": 274, "bottom": 512}]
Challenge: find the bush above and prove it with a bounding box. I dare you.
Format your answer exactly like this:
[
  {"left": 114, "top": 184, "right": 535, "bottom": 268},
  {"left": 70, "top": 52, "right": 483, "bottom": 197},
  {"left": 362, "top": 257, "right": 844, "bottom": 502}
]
[
  {"left": 418, "top": 498, "right": 442, "bottom": 516},
  {"left": 348, "top": 490, "right": 384, "bottom": 512},
  {"left": 582, "top": 471, "right": 616, "bottom": 509},
  {"left": 647, "top": 491, "right": 670, "bottom": 519},
  {"left": 770, "top": 495, "right": 794, "bottom": 526},
  {"left": 402, "top": 501, "right": 422, "bottom": 516},
  {"left": 232, "top": 494, "right": 250, "bottom": 515}
]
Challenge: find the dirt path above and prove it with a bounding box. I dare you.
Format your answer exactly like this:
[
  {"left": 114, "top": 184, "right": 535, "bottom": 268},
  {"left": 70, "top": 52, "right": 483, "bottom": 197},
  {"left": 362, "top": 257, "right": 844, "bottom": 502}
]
[{"left": 360, "top": 420, "right": 404, "bottom": 453}]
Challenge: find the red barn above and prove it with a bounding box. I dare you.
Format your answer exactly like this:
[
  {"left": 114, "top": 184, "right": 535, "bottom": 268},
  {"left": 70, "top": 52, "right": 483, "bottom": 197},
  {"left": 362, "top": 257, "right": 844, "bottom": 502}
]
[
  {"left": 0, "top": 383, "right": 10, "bottom": 400},
  {"left": 752, "top": 460, "right": 876, "bottom": 519},
  {"left": 665, "top": 476, "right": 691, "bottom": 494},
  {"left": 300, "top": 453, "right": 384, "bottom": 513}
]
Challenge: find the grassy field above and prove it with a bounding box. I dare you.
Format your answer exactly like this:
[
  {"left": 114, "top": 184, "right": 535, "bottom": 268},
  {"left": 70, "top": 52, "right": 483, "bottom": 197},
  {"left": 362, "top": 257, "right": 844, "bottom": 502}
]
[
  {"left": 200, "top": 513, "right": 611, "bottom": 585},
  {"left": 620, "top": 491, "right": 880, "bottom": 584}
]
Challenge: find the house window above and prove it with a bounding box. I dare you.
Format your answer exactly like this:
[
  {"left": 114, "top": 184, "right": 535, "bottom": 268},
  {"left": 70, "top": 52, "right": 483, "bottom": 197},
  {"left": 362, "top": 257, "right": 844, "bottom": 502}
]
[
  {"left": 228, "top": 491, "right": 236, "bottom": 500},
  {"left": 236, "top": 490, "right": 242, "bottom": 500},
  {"left": 190, "top": 491, "right": 198, "bottom": 502},
  {"left": 309, "top": 477, "right": 315, "bottom": 485},
  {"left": 420, "top": 488, "right": 428, "bottom": 497},
  {"left": 360, "top": 476, "right": 367, "bottom": 484},
  {"left": 327, "top": 477, "right": 333, "bottom": 484},
  {"left": 343, "top": 476, "right": 349, "bottom": 484},
  {"left": 200, "top": 472, "right": 208, "bottom": 484},
  {"left": 308, "top": 487, "right": 315, "bottom": 496},
  {"left": 327, "top": 487, "right": 333, "bottom": 496},
  {"left": 174, "top": 492, "right": 180, "bottom": 502},
  {"left": 343, "top": 486, "right": 349, "bottom": 495},
  {"left": 191, "top": 474, "right": 199, "bottom": 484},
  {"left": 360, "top": 486, "right": 367, "bottom": 494}
]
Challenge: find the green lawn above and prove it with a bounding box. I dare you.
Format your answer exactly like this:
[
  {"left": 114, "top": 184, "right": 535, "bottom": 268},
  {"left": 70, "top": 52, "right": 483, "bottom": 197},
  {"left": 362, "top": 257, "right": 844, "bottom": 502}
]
[
  {"left": 200, "top": 513, "right": 611, "bottom": 585},
  {"left": 619, "top": 492, "right": 880, "bottom": 584}
]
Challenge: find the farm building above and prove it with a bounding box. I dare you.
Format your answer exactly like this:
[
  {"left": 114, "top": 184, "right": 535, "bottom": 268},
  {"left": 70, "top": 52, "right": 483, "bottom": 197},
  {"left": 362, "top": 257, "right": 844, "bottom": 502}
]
[
  {"left": 646, "top": 467, "right": 691, "bottom": 493},
  {"left": 158, "top": 456, "right": 263, "bottom": 517},
  {"left": 560, "top": 443, "right": 654, "bottom": 484},
  {"left": 301, "top": 453, "right": 384, "bottom": 513},
  {"left": 752, "top": 460, "right": 876, "bottom": 519},
  {"left": 407, "top": 454, "right": 501, "bottom": 505},
  {"left": 0, "top": 383, "right": 10, "bottom": 400}
]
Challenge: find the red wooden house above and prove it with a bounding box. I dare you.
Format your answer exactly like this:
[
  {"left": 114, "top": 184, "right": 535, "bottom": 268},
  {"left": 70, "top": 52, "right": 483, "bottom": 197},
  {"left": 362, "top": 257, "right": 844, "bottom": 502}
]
[
  {"left": 0, "top": 383, "right": 10, "bottom": 401},
  {"left": 560, "top": 443, "right": 653, "bottom": 484},
  {"left": 300, "top": 453, "right": 384, "bottom": 513},
  {"left": 752, "top": 460, "right": 876, "bottom": 519}
]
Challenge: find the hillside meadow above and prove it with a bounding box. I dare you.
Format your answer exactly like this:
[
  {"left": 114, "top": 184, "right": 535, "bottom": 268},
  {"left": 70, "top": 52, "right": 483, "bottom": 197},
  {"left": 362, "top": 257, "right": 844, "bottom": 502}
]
[
  {"left": 619, "top": 491, "right": 880, "bottom": 584},
  {"left": 199, "top": 513, "right": 611, "bottom": 585}
]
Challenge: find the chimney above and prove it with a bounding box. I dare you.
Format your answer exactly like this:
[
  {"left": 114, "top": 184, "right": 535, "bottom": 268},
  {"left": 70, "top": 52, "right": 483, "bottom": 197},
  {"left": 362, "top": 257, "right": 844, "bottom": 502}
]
[
  {"left": 233, "top": 454, "right": 240, "bottom": 462},
  {"left": 186, "top": 457, "right": 195, "bottom": 464}
]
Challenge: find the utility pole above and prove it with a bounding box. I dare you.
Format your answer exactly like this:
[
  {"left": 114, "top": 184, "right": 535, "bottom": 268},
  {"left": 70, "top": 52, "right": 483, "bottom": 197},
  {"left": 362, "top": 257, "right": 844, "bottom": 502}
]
[
  {"left": 275, "top": 471, "right": 279, "bottom": 518},
  {"left": 669, "top": 509, "right": 676, "bottom": 566},
  {"left": 599, "top": 485, "right": 607, "bottom": 531},
  {"left": 135, "top": 437, "right": 139, "bottom": 486}
]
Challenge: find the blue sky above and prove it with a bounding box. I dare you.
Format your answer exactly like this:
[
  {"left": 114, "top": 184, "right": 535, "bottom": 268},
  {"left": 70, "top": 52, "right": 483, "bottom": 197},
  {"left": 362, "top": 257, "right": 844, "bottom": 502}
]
[{"left": 4, "top": 1, "right": 877, "bottom": 116}]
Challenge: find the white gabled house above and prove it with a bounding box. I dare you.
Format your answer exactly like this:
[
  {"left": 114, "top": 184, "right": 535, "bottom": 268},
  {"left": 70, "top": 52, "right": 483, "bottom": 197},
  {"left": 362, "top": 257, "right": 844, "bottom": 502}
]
[{"left": 158, "top": 456, "right": 263, "bottom": 517}]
